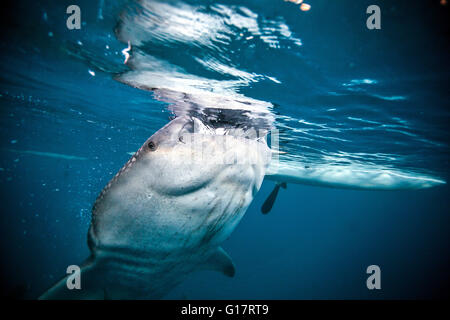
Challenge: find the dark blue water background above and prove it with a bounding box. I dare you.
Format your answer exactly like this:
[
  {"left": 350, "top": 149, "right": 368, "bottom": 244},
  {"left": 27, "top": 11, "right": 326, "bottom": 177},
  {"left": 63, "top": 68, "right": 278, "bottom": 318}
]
[{"left": 0, "top": 0, "right": 449, "bottom": 299}]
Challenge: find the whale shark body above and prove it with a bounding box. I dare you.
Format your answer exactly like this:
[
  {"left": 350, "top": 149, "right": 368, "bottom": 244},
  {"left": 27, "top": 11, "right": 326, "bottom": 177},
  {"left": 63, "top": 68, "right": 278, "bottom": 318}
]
[{"left": 41, "top": 115, "right": 271, "bottom": 299}]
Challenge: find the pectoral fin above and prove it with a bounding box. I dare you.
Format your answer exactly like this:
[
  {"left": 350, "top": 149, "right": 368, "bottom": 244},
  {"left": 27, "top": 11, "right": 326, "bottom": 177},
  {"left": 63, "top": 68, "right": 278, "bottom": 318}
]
[
  {"left": 199, "top": 247, "right": 235, "bottom": 277},
  {"left": 261, "top": 182, "right": 286, "bottom": 214}
]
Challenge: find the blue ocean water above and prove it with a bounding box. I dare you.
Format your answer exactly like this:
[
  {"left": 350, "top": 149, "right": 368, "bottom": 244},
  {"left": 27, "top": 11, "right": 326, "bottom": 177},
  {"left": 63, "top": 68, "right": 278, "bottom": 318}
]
[{"left": 0, "top": 0, "right": 449, "bottom": 299}]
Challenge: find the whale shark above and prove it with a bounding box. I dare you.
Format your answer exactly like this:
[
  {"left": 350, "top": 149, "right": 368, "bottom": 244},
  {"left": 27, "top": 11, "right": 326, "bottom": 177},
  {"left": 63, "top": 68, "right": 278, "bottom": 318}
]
[
  {"left": 40, "top": 115, "right": 271, "bottom": 299},
  {"left": 38, "top": 0, "right": 445, "bottom": 299}
]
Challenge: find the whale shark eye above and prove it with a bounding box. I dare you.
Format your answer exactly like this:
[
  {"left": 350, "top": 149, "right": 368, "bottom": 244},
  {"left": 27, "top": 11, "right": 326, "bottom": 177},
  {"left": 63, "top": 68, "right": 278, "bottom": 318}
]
[{"left": 147, "top": 141, "right": 157, "bottom": 151}]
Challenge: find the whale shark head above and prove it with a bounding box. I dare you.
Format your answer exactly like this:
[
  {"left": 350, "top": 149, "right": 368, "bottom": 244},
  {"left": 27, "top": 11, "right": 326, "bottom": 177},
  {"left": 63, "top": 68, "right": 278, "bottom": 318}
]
[
  {"left": 90, "top": 115, "right": 271, "bottom": 252},
  {"left": 110, "top": 115, "right": 268, "bottom": 195}
]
